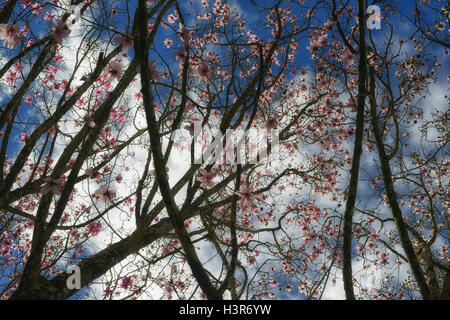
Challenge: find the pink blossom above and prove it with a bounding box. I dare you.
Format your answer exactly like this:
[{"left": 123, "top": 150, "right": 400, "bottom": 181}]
[
  {"left": 44, "top": 12, "right": 54, "bottom": 21},
  {"left": 32, "top": 3, "right": 42, "bottom": 15},
  {"left": 87, "top": 221, "right": 102, "bottom": 236},
  {"left": 0, "top": 24, "right": 21, "bottom": 49},
  {"left": 14, "top": 63, "right": 24, "bottom": 72},
  {"left": 185, "top": 101, "right": 195, "bottom": 112},
  {"left": 235, "top": 184, "right": 259, "bottom": 211},
  {"left": 163, "top": 38, "right": 173, "bottom": 48},
  {"left": 195, "top": 62, "right": 212, "bottom": 82},
  {"left": 167, "top": 14, "right": 178, "bottom": 24},
  {"left": 52, "top": 22, "right": 71, "bottom": 44},
  {"left": 121, "top": 276, "right": 133, "bottom": 289},
  {"left": 307, "top": 40, "right": 320, "bottom": 55},
  {"left": 85, "top": 168, "right": 102, "bottom": 182},
  {"left": 176, "top": 280, "right": 186, "bottom": 291},
  {"left": 22, "top": 0, "right": 33, "bottom": 9},
  {"left": 380, "top": 252, "right": 389, "bottom": 265},
  {"left": 104, "top": 60, "right": 123, "bottom": 83},
  {"left": 265, "top": 113, "right": 280, "bottom": 130},
  {"left": 94, "top": 185, "right": 116, "bottom": 205},
  {"left": 196, "top": 168, "right": 216, "bottom": 188},
  {"left": 269, "top": 279, "right": 278, "bottom": 287},
  {"left": 24, "top": 96, "right": 33, "bottom": 105},
  {"left": 247, "top": 256, "right": 256, "bottom": 265},
  {"left": 20, "top": 133, "right": 28, "bottom": 142},
  {"left": 6, "top": 72, "right": 16, "bottom": 85},
  {"left": 356, "top": 245, "right": 364, "bottom": 254},
  {"left": 104, "top": 286, "right": 113, "bottom": 297},
  {"left": 41, "top": 177, "right": 64, "bottom": 195},
  {"left": 365, "top": 144, "right": 374, "bottom": 152}
]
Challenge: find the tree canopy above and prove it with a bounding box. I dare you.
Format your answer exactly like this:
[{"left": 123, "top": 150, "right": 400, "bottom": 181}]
[{"left": 0, "top": 0, "right": 448, "bottom": 300}]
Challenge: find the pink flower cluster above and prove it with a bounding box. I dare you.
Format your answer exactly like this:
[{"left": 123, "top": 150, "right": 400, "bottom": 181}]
[
  {"left": 41, "top": 177, "right": 65, "bottom": 195},
  {"left": 0, "top": 24, "right": 21, "bottom": 49},
  {"left": 87, "top": 221, "right": 102, "bottom": 236},
  {"left": 196, "top": 168, "right": 216, "bottom": 188},
  {"left": 94, "top": 185, "right": 117, "bottom": 205}
]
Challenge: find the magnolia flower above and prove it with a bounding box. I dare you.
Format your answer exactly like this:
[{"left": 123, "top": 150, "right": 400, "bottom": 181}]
[
  {"left": 0, "top": 24, "right": 21, "bottom": 49},
  {"left": 196, "top": 168, "right": 216, "bottom": 188},
  {"left": 121, "top": 276, "right": 133, "bottom": 289},
  {"left": 87, "top": 221, "right": 102, "bottom": 236},
  {"left": 85, "top": 168, "right": 98, "bottom": 178},
  {"left": 52, "top": 22, "right": 71, "bottom": 44},
  {"left": 381, "top": 252, "right": 389, "bottom": 265},
  {"left": 41, "top": 177, "right": 64, "bottom": 195},
  {"left": 115, "top": 174, "right": 123, "bottom": 183},
  {"left": 104, "top": 287, "right": 113, "bottom": 297},
  {"left": 265, "top": 113, "right": 280, "bottom": 130},
  {"left": 20, "top": 132, "right": 28, "bottom": 142},
  {"left": 235, "top": 184, "right": 259, "bottom": 211},
  {"left": 114, "top": 34, "right": 133, "bottom": 55},
  {"left": 24, "top": 96, "right": 33, "bottom": 105},
  {"left": 104, "top": 60, "right": 123, "bottom": 83},
  {"left": 195, "top": 62, "right": 212, "bottom": 82},
  {"left": 247, "top": 256, "right": 256, "bottom": 265},
  {"left": 94, "top": 185, "right": 116, "bottom": 205}
]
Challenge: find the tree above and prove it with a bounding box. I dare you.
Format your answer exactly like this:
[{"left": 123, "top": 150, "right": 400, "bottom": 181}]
[
  {"left": 0, "top": 0, "right": 448, "bottom": 300},
  {"left": 325, "top": 0, "right": 449, "bottom": 299}
]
